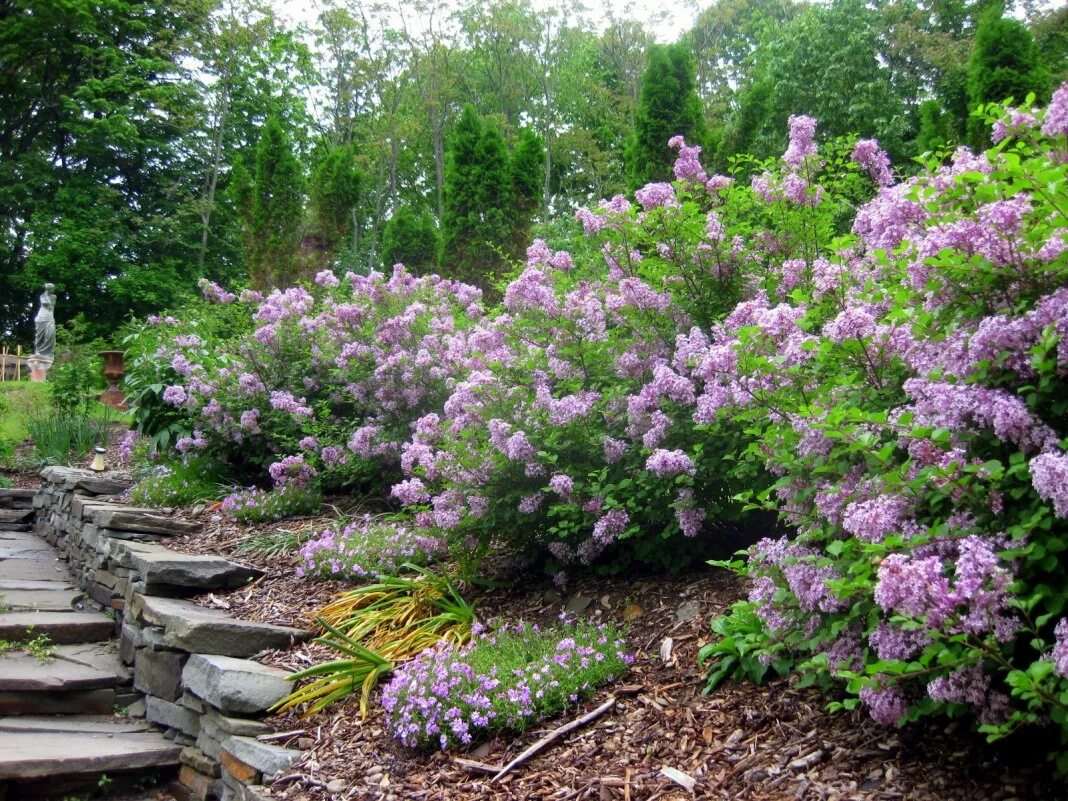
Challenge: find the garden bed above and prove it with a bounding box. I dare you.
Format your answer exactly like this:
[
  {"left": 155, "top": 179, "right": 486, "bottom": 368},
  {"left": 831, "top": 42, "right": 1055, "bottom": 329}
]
[{"left": 156, "top": 509, "right": 1058, "bottom": 801}]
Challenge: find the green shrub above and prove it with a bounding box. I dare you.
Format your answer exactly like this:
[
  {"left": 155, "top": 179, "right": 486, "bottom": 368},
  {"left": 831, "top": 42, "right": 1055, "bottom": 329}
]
[
  {"left": 25, "top": 413, "right": 105, "bottom": 466},
  {"left": 129, "top": 457, "right": 227, "bottom": 507}
]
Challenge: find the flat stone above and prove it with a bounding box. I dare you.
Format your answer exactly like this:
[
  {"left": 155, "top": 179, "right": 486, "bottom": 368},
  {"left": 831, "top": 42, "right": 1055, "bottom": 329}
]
[
  {"left": 202, "top": 708, "right": 271, "bottom": 737},
  {"left": 134, "top": 647, "right": 188, "bottom": 701},
  {"left": 133, "top": 595, "right": 309, "bottom": 658},
  {"left": 0, "top": 577, "right": 75, "bottom": 591},
  {"left": 182, "top": 654, "right": 292, "bottom": 715},
  {"left": 178, "top": 764, "right": 216, "bottom": 801},
  {"left": 222, "top": 736, "right": 301, "bottom": 777},
  {"left": 0, "top": 557, "right": 66, "bottom": 582},
  {"left": 146, "top": 696, "right": 201, "bottom": 737},
  {"left": 72, "top": 476, "right": 130, "bottom": 496},
  {"left": 0, "top": 729, "right": 181, "bottom": 779},
  {"left": 0, "top": 715, "right": 152, "bottom": 734},
  {"left": 220, "top": 749, "right": 260, "bottom": 784},
  {"left": 125, "top": 544, "right": 262, "bottom": 591},
  {"left": 675, "top": 599, "right": 702, "bottom": 625},
  {"left": 0, "top": 489, "right": 35, "bottom": 505},
  {"left": 0, "top": 643, "right": 126, "bottom": 691},
  {"left": 0, "top": 523, "right": 32, "bottom": 532},
  {"left": 0, "top": 610, "right": 115, "bottom": 644},
  {"left": 180, "top": 746, "right": 220, "bottom": 777},
  {"left": 0, "top": 588, "right": 86, "bottom": 611},
  {"left": 91, "top": 508, "right": 199, "bottom": 536},
  {"left": 0, "top": 509, "right": 33, "bottom": 523},
  {"left": 0, "top": 688, "right": 115, "bottom": 715}
]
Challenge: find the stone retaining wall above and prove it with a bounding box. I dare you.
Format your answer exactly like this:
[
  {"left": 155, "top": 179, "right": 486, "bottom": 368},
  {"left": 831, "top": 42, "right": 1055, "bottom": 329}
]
[{"left": 26, "top": 467, "right": 313, "bottom": 801}]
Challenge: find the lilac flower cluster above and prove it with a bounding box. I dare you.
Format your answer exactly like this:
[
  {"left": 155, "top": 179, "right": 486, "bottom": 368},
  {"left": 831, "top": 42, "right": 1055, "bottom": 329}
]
[
  {"left": 220, "top": 483, "right": 322, "bottom": 523},
  {"left": 382, "top": 620, "right": 630, "bottom": 749}
]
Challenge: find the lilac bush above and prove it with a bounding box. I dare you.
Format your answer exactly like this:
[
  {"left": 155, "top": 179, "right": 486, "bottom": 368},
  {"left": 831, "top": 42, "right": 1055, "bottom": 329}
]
[
  {"left": 382, "top": 619, "right": 630, "bottom": 749},
  {"left": 693, "top": 89, "right": 1068, "bottom": 764},
  {"left": 131, "top": 266, "right": 486, "bottom": 496}
]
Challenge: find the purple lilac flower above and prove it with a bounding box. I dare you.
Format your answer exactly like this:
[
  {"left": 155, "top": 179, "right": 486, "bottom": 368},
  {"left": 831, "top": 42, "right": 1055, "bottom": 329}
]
[
  {"left": 162, "top": 385, "right": 187, "bottom": 406},
  {"left": 1041, "top": 82, "right": 1068, "bottom": 137},
  {"left": 859, "top": 685, "right": 908, "bottom": 726},
  {"left": 783, "top": 115, "right": 817, "bottom": 169},
  {"left": 851, "top": 139, "right": 893, "bottom": 185},
  {"left": 1052, "top": 618, "right": 1068, "bottom": 678},
  {"left": 634, "top": 182, "right": 677, "bottom": 210},
  {"left": 1030, "top": 452, "right": 1068, "bottom": 518},
  {"left": 645, "top": 449, "right": 695, "bottom": 477}
]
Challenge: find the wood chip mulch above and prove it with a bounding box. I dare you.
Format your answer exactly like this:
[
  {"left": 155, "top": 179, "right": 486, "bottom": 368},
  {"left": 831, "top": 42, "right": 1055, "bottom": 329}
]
[{"left": 160, "top": 510, "right": 1060, "bottom": 801}]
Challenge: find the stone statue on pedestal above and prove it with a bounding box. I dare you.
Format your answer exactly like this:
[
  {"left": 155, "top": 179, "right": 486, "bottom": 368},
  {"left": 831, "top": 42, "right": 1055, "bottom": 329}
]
[{"left": 28, "top": 283, "right": 56, "bottom": 382}]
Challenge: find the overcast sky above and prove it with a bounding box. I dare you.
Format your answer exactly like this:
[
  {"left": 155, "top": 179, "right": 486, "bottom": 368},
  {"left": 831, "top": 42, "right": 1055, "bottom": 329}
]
[{"left": 271, "top": 0, "right": 703, "bottom": 43}]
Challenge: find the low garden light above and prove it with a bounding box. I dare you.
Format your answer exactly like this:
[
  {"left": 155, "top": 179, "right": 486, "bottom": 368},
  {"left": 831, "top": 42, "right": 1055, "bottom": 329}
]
[{"left": 90, "top": 446, "right": 107, "bottom": 473}]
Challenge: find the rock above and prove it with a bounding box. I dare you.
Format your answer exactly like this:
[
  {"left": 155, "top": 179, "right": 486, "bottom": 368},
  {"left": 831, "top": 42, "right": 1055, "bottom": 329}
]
[
  {"left": 180, "top": 746, "right": 221, "bottom": 777},
  {"left": 127, "top": 698, "right": 146, "bottom": 717},
  {"left": 132, "top": 595, "right": 309, "bottom": 657},
  {"left": 326, "top": 779, "right": 346, "bottom": 793},
  {"left": 0, "top": 644, "right": 126, "bottom": 692},
  {"left": 71, "top": 476, "right": 129, "bottom": 496},
  {"left": 125, "top": 544, "right": 262, "bottom": 592},
  {"left": 134, "top": 648, "right": 188, "bottom": 701},
  {"left": 296, "top": 737, "right": 314, "bottom": 751},
  {"left": 565, "top": 594, "right": 592, "bottom": 614},
  {"left": 220, "top": 749, "right": 260, "bottom": 784},
  {"left": 146, "top": 696, "right": 201, "bottom": 737},
  {"left": 624, "top": 602, "right": 645, "bottom": 621},
  {"left": 222, "top": 736, "right": 301, "bottom": 776},
  {"left": 0, "top": 611, "right": 114, "bottom": 645},
  {"left": 178, "top": 764, "right": 216, "bottom": 801},
  {"left": 0, "top": 729, "right": 181, "bottom": 779},
  {"left": 203, "top": 708, "right": 271, "bottom": 737},
  {"left": 675, "top": 599, "right": 702, "bottom": 625},
  {"left": 182, "top": 654, "right": 293, "bottom": 715},
  {"left": 91, "top": 508, "right": 199, "bottom": 536}
]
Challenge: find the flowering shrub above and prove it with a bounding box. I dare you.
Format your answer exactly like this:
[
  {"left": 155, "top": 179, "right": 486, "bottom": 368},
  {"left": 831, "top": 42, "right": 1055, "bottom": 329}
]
[
  {"left": 134, "top": 267, "right": 485, "bottom": 496},
  {"left": 220, "top": 483, "right": 322, "bottom": 523},
  {"left": 695, "top": 88, "right": 1068, "bottom": 765},
  {"left": 297, "top": 515, "right": 446, "bottom": 580},
  {"left": 382, "top": 619, "right": 630, "bottom": 749},
  {"left": 129, "top": 457, "right": 226, "bottom": 507}
]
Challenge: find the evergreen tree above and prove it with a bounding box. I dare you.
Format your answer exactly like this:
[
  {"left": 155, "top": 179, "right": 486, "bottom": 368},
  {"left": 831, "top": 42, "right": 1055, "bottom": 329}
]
[
  {"left": 236, "top": 116, "right": 306, "bottom": 289},
  {"left": 439, "top": 105, "right": 512, "bottom": 286},
  {"left": 967, "top": 6, "right": 1048, "bottom": 148},
  {"left": 509, "top": 127, "right": 545, "bottom": 257},
  {"left": 310, "top": 144, "right": 363, "bottom": 254},
  {"left": 915, "top": 99, "right": 955, "bottom": 154},
  {"left": 381, "top": 207, "right": 439, "bottom": 273},
  {"left": 626, "top": 43, "right": 707, "bottom": 189}
]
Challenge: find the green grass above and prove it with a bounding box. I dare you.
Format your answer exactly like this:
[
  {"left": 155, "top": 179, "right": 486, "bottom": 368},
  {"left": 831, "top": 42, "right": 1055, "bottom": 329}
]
[{"left": 0, "top": 381, "right": 51, "bottom": 446}]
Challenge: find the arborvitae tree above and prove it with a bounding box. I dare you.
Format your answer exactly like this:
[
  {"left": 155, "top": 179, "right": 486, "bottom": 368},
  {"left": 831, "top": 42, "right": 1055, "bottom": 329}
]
[
  {"left": 915, "top": 99, "right": 955, "bottom": 154},
  {"left": 381, "top": 207, "right": 439, "bottom": 273},
  {"left": 440, "top": 105, "right": 512, "bottom": 286},
  {"left": 509, "top": 128, "right": 545, "bottom": 257},
  {"left": 310, "top": 144, "right": 363, "bottom": 254},
  {"left": 625, "top": 43, "right": 707, "bottom": 189},
  {"left": 967, "top": 6, "right": 1048, "bottom": 148},
  {"left": 236, "top": 116, "right": 306, "bottom": 289}
]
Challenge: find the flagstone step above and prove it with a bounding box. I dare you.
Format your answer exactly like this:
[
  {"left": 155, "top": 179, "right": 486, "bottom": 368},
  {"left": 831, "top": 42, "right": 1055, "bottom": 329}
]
[
  {"left": 0, "top": 725, "right": 182, "bottom": 780},
  {"left": 0, "top": 643, "right": 129, "bottom": 693},
  {"left": 0, "top": 610, "right": 115, "bottom": 644}
]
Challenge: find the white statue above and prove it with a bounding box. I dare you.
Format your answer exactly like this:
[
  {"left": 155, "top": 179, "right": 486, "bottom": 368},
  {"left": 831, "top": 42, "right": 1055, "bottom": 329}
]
[{"left": 34, "top": 283, "right": 56, "bottom": 359}]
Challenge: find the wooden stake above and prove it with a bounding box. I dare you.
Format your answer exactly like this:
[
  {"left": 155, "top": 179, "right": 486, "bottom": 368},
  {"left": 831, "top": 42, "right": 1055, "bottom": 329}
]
[{"left": 489, "top": 696, "right": 617, "bottom": 783}]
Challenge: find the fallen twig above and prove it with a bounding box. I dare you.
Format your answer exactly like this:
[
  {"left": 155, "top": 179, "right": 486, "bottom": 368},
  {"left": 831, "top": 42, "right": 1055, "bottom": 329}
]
[
  {"left": 490, "top": 696, "right": 617, "bottom": 783},
  {"left": 453, "top": 757, "right": 502, "bottom": 775}
]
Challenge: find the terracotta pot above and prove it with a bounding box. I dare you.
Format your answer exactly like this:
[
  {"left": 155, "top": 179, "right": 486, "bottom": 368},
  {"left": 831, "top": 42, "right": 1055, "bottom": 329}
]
[{"left": 99, "top": 349, "right": 128, "bottom": 410}]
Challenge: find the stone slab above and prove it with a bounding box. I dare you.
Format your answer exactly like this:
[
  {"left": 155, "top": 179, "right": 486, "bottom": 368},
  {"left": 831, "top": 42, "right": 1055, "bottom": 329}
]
[
  {"left": 0, "top": 644, "right": 126, "bottom": 691},
  {"left": 126, "top": 544, "right": 262, "bottom": 591},
  {"left": 0, "top": 509, "right": 33, "bottom": 523},
  {"left": 0, "top": 557, "right": 67, "bottom": 582},
  {"left": 182, "top": 654, "right": 292, "bottom": 716},
  {"left": 0, "top": 544, "right": 56, "bottom": 559},
  {"left": 0, "top": 687, "right": 116, "bottom": 716},
  {"left": 0, "top": 729, "right": 182, "bottom": 779},
  {"left": 221, "top": 736, "right": 300, "bottom": 777},
  {"left": 0, "top": 489, "right": 35, "bottom": 505},
  {"left": 92, "top": 508, "right": 199, "bottom": 536},
  {"left": 134, "top": 647, "right": 188, "bottom": 701},
  {"left": 0, "top": 578, "right": 75, "bottom": 592},
  {"left": 132, "top": 595, "right": 310, "bottom": 658},
  {"left": 72, "top": 476, "right": 130, "bottom": 496},
  {"left": 146, "top": 696, "right": 201, "bottom": 737},
  {"left": 1, "top": 588, "right": 86, "bottom": 611},
  {"left": 0, "top": 610, "right": 115, "bottom": 644},
  {"left": 0, "top": 715, "right": 152, "bottom": 734}
]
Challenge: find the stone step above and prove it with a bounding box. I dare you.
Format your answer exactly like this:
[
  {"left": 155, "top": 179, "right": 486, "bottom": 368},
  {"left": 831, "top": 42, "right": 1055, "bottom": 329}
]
[
  {"left": 121, "top": 542, "right": 262, "bottom": 593},
  {"left": 0, "top": 688, "right": 116, "bottom": 716},
  {"left": 0, "top": 725, "right": 181, "bottom": 780},
  {"left": 0, "top": 610, "right": 115, "bottom": 644},
  {"left": 0, "top": 488, "right": 35, "bottom": 508},
  {"left": 0, "top": 643, "right": 129, "bottom": 693},
  {"left": 0, "top": 508, "right": 33, "bottom": 523},
  {"left": 1, "top": 587, "right": 87, "bottom": 612},
  {"left": 0, "top": 557, "right": 69, "bottom": 582},
  {"left": 0, "top": 714, "right": 152, "bottom": 734}
]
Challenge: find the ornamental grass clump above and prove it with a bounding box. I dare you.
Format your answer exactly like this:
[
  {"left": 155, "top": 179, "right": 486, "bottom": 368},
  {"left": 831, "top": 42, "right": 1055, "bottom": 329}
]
[
  {"left": 382, "top": 619, "right": 631, "bottom": 749},
  {"left": 297, "top": 515, "right": 446, "bottom": 580},
  {"left": 221, "top": 483, "right": 322, "bottom": 523}
]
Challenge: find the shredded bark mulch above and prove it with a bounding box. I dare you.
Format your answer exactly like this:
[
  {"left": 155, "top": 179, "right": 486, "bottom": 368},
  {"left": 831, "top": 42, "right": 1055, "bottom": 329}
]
[{"left": 161, "top": 511, "right": 1059, "bottom": 801}]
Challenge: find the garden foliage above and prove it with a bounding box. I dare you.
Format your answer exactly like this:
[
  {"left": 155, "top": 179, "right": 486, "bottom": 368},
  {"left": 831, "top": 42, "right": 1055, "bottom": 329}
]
[{"left": 132, "top": 85, "right": 1068, "bottom": 757}]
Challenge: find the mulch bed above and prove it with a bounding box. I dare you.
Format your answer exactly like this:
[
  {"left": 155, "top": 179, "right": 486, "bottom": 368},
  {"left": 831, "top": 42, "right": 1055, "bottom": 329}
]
[{"left": 161, "top": 511, "right": 1060, "bottom": 801}]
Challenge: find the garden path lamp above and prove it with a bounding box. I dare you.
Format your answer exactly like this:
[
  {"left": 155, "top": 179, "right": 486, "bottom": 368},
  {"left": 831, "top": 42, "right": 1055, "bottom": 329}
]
[{"left": 90, "top": 447, "right": 107, "bottom": 473}]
